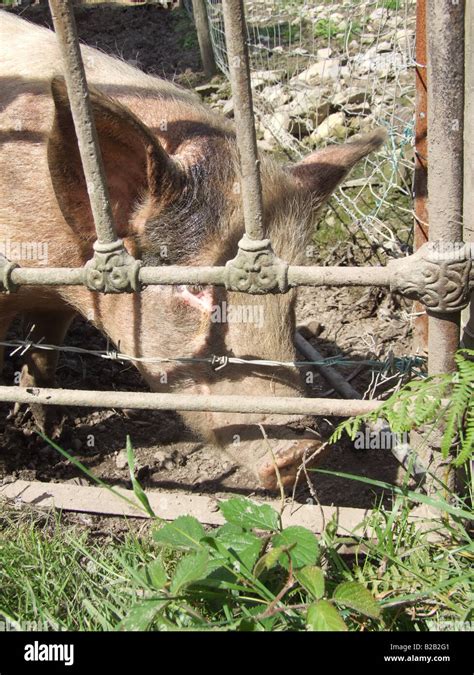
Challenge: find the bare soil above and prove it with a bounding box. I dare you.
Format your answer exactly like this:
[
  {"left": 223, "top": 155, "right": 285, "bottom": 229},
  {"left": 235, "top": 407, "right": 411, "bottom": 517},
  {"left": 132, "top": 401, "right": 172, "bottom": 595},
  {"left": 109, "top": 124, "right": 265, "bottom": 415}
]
[{"left": 1, "top": 4, "right": 419, "bottom": 521}]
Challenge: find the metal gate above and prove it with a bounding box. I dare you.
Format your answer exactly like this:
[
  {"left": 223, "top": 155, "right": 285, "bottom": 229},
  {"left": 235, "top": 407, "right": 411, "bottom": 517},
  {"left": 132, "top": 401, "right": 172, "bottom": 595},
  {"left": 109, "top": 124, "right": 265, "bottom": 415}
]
[{"left": 0, "top": 0, "right": 471, "bottom": 508}]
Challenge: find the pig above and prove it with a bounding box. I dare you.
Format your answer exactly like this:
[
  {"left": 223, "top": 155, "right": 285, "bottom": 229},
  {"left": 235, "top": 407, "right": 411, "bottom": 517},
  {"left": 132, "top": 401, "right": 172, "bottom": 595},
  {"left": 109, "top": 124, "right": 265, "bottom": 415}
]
[{"left": 0, "top": 10, "right": 385, "bottom": 489}]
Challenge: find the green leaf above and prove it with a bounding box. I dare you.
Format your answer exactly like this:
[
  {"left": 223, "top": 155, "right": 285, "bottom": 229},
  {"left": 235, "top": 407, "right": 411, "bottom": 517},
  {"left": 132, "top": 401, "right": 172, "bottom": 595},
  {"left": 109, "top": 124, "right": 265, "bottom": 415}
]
[
  {"left": 254, "top": 546, "right": 286, "bottom": 578},
  {"left": 219, "top": 498, "right": 280, "bottom": 531},
  {"left": 118, "top": 600, "right": 165, "bottom": 631},
  {"left": 126, "top": 436, "right": 155, "bottom": 517},
  {"left": 295, "top": 566, "right": 325, "bottom": 599},
  {"left": 214, "top": 523, "right": 244, "bottom": 538},
  {"left": 153, "top": 516, "right": 205, "bottom": 551},
  {"left": 145, "top": 559, "right": 167, "bottom": 590},
  {"left": 170, "top": 550, "right": 209, "bottom": 594},
  {"left": 272, "top": 526, "right": 320, "bottom": 570},
  {"left": 215, "top": 531, "right": 263, "bottom": 572},
  {"left": 333, "top": 581, "right": 381, "bottom": 619},
  {"left": 307, "top": 600, "right": 347, "bottom": 631},
  {"left": 237, "top": 617, "right": 260, "bottom": 631}
]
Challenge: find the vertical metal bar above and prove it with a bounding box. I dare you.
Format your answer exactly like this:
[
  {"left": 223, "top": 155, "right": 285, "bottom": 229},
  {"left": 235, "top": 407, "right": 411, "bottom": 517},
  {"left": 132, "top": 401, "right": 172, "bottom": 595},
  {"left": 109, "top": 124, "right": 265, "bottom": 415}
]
[
  {"left": 48, "top": 0, "right": 119, "bottom": 246},
  {"left": 426, "top": 0, "right": 464, "bottom": 375},
  {"left": 191, "top": 0, "right": 217, "bottom": 78},
  {"left": 222, "top": 0, "right": 264, "bottom": 241},
  {"left": 461, "top": 0, "right": 474, "bottom": 348},
  {"left": 412, "top": 0, "right": 429, "bottom": 354}
]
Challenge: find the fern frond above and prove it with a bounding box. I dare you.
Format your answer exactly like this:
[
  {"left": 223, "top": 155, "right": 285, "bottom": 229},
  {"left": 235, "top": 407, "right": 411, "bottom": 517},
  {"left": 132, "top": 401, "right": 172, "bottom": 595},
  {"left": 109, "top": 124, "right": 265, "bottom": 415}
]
[{"left": 330, "top": 349, "right": 474, "bottom": 469}]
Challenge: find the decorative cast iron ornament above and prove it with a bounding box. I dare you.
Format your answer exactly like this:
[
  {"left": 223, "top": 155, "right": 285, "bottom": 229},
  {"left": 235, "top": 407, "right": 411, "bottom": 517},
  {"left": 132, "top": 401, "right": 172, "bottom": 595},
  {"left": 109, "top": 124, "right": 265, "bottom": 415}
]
[
  {"left": 0, "top": 254, "right": 18, "bottom": 293},
  {"left": 388, "top": 242, "right": 474, "bottom": 314},
  {"left": 84, "top": 240, "right": 143, "bottom": 294},
  {"left": 224, "top": 235, "right": 289, "bottom": 293}
]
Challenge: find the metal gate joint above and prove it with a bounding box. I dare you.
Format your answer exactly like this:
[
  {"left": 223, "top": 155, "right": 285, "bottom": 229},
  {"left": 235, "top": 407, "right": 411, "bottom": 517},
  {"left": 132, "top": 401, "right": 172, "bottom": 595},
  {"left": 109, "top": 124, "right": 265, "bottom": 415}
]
[
  {"left": 84, "top": 240, "right": 143, "bottom": 294},
  {"left": 0, "top": 254, "right": 19, "bottom": 294},
  {"left": 224, "top": 234, "right": 289, "bottom": 293},
  {"left": 389, "top": 241, "right": 473, "bottom": 313}
]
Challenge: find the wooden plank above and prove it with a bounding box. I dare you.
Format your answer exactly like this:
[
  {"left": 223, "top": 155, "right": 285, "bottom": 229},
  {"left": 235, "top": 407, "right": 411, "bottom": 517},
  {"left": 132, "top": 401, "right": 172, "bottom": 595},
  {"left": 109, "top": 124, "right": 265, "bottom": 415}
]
[{"left": 0, "top": 479, "right": 436, "bottom": 537}]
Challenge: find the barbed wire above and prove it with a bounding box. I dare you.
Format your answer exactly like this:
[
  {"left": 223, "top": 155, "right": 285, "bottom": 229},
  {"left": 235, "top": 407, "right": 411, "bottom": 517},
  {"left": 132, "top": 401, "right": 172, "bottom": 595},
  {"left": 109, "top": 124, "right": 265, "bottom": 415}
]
[{"left": 0, "top": 337, "right": 426, "bottom": 376}]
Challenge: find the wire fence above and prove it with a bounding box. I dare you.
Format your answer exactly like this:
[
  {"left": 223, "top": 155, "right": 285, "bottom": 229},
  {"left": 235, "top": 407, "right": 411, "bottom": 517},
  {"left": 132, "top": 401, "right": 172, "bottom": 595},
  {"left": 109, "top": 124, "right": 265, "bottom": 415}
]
[
  {"left": 186, "top": 0, "right": 417, "bottom": 266},
  {"left": 0, "top": 335, "right": 427, "bottom": 375}
]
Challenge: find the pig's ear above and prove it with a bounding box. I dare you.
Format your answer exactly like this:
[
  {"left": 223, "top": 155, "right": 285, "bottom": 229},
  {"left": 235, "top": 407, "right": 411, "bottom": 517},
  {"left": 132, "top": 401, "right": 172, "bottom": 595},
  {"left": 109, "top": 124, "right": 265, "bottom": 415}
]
[
  {"left": 48, "top": 76, "right": 186, "bottom": 235},
  {"left": 290, "top": 129, "right": 386, "bottom": 208}
]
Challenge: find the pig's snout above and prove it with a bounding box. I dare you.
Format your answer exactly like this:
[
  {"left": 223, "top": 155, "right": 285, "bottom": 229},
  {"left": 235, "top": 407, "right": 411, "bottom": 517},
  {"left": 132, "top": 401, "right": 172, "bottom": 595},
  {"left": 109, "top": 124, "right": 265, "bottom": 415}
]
[
  {"left": 186, "top": 411, "right": 328, "bottom": 491},
  {"left": 255, "top": 436, "right": 325, "bottom": 490}
]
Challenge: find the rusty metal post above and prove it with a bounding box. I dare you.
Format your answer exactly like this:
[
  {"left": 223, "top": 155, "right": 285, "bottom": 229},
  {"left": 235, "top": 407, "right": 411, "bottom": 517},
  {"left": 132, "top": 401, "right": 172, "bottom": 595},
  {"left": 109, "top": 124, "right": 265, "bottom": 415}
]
[
  {"left": 426, "top": 1, "right": 464, "bottom": 375},
  {"left": 461, "top": 0, "right": 474, "bottom": 348},
  {"left": 48, "top": 0, "right": 118, "bottom": 247},
  {"left": 417, "top": 0, "right": 466, "bottom": 496},
  {"left": 191, "top": 0, "right": 217, "bottom": 78},
  {"left": 412, "top": 0, "right": 429, "bottom": 354},
  {"left": 222, "top": 0, "right": 264, "bottom": 241}
]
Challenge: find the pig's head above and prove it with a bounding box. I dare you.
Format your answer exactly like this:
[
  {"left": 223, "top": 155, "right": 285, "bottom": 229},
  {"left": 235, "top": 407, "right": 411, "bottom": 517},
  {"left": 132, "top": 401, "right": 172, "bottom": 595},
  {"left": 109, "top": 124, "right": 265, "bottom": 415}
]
[{"left": 48, "top": 77, "right": 386, "bottom": 489}]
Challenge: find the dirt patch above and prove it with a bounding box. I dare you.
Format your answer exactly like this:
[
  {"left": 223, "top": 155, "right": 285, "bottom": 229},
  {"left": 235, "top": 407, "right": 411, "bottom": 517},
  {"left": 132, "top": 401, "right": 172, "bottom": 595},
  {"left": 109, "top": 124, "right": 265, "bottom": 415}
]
[
  {"left": 7, "top": 3, "right": 204, "bottom": 87},
  {"left": 0, "top": 4, "right": 420, "bottom": 518}
]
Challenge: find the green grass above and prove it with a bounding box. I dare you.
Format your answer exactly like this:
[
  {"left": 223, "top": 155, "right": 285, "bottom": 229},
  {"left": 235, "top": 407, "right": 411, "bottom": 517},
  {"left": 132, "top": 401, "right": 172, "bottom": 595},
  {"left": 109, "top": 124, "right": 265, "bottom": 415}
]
[
  {"left": 313, "top": 19, "right": 342, "bottom": 40},
  {"left": 0, "top": 508, "right": 158, "bottom": 631},
  {"left": 382, "top": 0, "right": 402, "bottom": 10}
]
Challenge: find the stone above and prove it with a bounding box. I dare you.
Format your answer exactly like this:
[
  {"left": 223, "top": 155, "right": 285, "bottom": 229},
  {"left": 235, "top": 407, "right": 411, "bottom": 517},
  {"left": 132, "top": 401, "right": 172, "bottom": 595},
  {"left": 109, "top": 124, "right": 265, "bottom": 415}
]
[
  {"left": 353, "top": 51, "right": 405, "bottom": 78},
  {"left": 311, "top": 112, "right": 346, "bottom": 142},
  {"left": 369, "top": 8, "right": 389, "bottom": 24},
  {"left": 222, "top": 98, "right": 234, "bottom": 117},
  {"left": 115, "top": 450, "right": 128, "bottom": 470},
  {"left": 332, "top": 87, "right": 369, "bottom": 107},
  {"left": 393, "top": 28, "right": 414, "bottom": 51},
  {"left": 154, "top": 450, "right": 167, "bottom": 465},
  {"left": 260, "top": 84, "right": 291, "bottom": 108},
  {"left": 263, "top": 110, "right": 291, "bottom": 139},
  {"left": 251, "top": 69, "right": 285, "bottom": 90},
  {"left": 194, "top": 83, "right": 221, "bottom": 97},
  {"left": 317, "top": 47, "right": 332, "bottom": 60},
  {"left": 293, "top": 58, "right": 342, "bottom": 85},
  {"left": 376, "top": 41, "right": 393, "bottom": 53},
  {"left": 285, "top": 91, "right": 331, "bottom": 126},
  {"left": 292, "top": 48, "right": 310, "bottom": 56},
  {"left": 297, "top": 320, "right": 323, "bottom": 340},
  {"left": 344, "top": 101, "right": 372, "bottom": 117}
]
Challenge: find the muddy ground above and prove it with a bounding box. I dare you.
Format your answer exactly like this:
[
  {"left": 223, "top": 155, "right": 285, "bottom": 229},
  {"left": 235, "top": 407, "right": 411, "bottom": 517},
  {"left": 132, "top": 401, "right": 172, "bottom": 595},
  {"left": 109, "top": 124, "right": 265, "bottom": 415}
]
[{"left": 1, "top": 4, "right": 420, "bottom": 518}]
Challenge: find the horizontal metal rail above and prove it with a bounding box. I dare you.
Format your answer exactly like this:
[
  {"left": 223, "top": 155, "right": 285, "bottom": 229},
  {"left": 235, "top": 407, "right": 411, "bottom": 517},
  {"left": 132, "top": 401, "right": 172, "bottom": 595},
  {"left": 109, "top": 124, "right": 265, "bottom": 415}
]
[
  {"left": 0, "top": 386, "right": 381, "bottom": 416},
  {"left": 7, "top": 264, "right": 390, "bottom": 288},
  {"left": 4, "top": 244, "right": 472, "bottom": 318}
]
